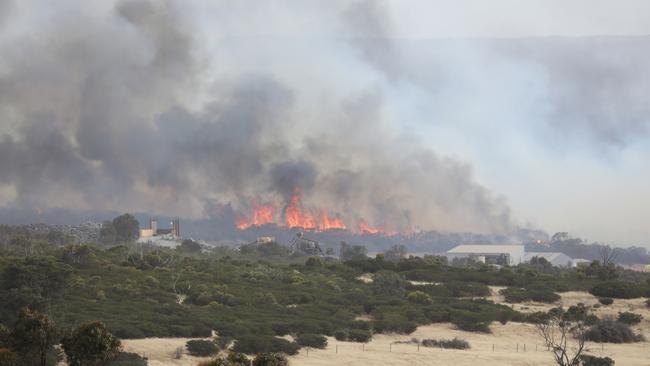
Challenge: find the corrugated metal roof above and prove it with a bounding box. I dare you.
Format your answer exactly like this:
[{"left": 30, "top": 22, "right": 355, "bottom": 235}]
[
  {"left": 447, "top": 244, "right": 524, "bottom": 254},
  {"left": 524, "top": 252, "right": 569, "bottom": 261}
]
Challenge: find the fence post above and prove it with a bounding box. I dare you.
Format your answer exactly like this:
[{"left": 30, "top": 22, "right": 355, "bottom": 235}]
[
  {"left": 516, "top": 343, "right": 518, "bottom": 352},
  {"left": 363, "top": 344, "right": 365, "bottom": 352},
  {"left": 492, "top": 344, "right": 494, "bottom": 352},
  {"left": 417, "top": 343, "right": 420, "bottom": 352},
  {"left": 524, "top": 344, "right": 526, "bottom": 352},
  {"left": 390, "top": 343, "right": 392, "bottom": 352},
  {"left": 336, "top": 345, "right": 338, "bottom": 354},
  {"left": 307, "top": 348, "right": 309, "bottom": 357},
  {"left": 536, "top": 344, "right": 538, "bottom": 352}
]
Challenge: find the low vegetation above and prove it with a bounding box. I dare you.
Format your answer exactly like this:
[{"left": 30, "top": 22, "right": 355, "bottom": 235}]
[
  {"left": 186, "top": 339, "right": 220, "bottom": 357},
  {"left": 421, "top": 337, "right": 470, "bottom": 349},
  {"left": 1, "top": 220, "right": 649, "bottom": 358},
  {"left": 584, "top": 317, "right": 644, "bottom": 343}
]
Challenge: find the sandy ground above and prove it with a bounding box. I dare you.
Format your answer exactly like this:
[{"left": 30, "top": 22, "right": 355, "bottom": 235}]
[{"left": 122, "top": 289, "right": 650, "bottom": 365}]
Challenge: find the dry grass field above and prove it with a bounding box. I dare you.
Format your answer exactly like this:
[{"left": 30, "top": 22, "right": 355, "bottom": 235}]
[{"left": 122, "top": 289, "right": 650, "bottom": 365}]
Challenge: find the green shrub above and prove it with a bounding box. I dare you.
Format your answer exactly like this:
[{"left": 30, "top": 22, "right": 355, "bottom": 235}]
[
  {"left": 106, "top": 352, "right": 148, "bottom": 366},
  {"left": 407, "top": 291, "right": 432, "bottom": 305},
  {"left": 252, "top": 353, "right": 288, "bottom": 366},
  {"left": 500, "top": 287, "right": 559, "bottom": 304},
  {"left": 449, "top": 311, "right": 491, "bottom": 333},
  {"left": 617, "top": 312, "right": 642, "bottom": 325},
  {"left": 333, "top": 329, "right": 348, "bottom": 341},
  {"left": 233, "top": 336, "right": 299, "bottom": 355},
  {"left": 589, "top": 282, "right": 642, "bottom": 299},
  {"left": 421, "top": 337, "right": 470, "bottom": 349},
  {"left": 373, "top": 320, "right": 417, "bottom": 334},
  {"left": 348, "top": 329, "right": 371, "bottom": 342},
  {"left": 585, "top": 318, "right": 644, "bottom": 343},
  {"left": 598, "top": 297, "right": 613, "bottom": 306},
  {"left": 186, "top": 340, "right": 219, "bottom": 357},
  {"left": 227, "top": 352, "right": 252, "bottom": 366},
  {"left": 295, "top": 334, "right": 327, "bottom": 349},
  {"left": 579, "top": 354, "right": 615, "bottom": 366}
]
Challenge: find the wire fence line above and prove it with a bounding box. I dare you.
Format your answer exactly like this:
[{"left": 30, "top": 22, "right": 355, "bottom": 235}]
[{"left": 302, "top": 341, "right": 610, "bottom": 357}]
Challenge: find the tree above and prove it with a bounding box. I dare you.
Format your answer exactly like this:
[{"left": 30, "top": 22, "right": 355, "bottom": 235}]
[
  {"left": 384, "top": 245, "right": 407, "bottom": 262},
  {"left": 536, "top": 309, "right": 587, "bottom": 366},
  {"left": 99, "top": 221, "right": 117, "bottom": 245},
  {"left": 339, "top": 242, "right": 367, "bottom": 262},
  {"left": 112, "top": 214, "right": 140, "bottom": 242},
  {"left": 61, "top": 321, "right": 122, "bottom": 366},
  {"left": 10, "top": 308, "right": 59, "bottom": 366},
  {"left": 372, "top": 271, "right": 406, "bottom": 296},
  {"left": 252, "top": 353, "right": 288, "bottom": 366},
  {"left": 178, "top": 240, "right": 202, "bottom": 254},
  {"left": 598, "top": 246, "right": 618, "bottom": 266}
]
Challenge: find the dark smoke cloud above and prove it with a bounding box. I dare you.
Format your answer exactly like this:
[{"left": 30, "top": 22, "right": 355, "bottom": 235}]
[{"left": 0, "top": 0, "right": 515, "bottom": 234}]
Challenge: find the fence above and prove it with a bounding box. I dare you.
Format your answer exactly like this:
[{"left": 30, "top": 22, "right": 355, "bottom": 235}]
[{"left": 302, "top": 341, "right": 610, "bottom": 357}]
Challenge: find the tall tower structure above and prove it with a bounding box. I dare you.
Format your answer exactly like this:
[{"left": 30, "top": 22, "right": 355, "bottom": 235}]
[{"left": 171, "top": 217, "right": 180, "bottom": 238}]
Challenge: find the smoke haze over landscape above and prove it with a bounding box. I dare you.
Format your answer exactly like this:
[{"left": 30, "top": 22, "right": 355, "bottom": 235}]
[{"left": 1, "top": 1, "right": 649, "bottom": 245}]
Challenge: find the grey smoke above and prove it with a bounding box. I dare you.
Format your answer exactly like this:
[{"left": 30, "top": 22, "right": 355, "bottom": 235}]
[{"left": 18, "top": 0, "right": 650, "bottom": 234}]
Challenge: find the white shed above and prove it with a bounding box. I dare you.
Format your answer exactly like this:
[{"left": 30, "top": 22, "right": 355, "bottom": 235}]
[
  {"left": 524, "top": 252, "right": 573, "bottom": 267},
  {"left": 445, "top": 244, "right": 525, "bottom": 265}
]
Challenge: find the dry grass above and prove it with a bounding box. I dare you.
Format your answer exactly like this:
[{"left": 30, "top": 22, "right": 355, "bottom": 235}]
[{"left": 121, "top": 290, "right": 650, "bottom": 366}]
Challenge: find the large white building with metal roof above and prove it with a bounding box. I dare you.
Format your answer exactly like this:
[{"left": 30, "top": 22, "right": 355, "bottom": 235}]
[{"left": 445, "top": 244, "right": 525, "bottom": 265}]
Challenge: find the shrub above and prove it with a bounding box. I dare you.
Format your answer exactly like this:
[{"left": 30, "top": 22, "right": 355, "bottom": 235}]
[
  {"left": 106, "top": 352, "right": 148, "bottom": 366},
  {"left": 227, "top": 352, "right": 252, "bottom": 366},
  {"left": 617, "top": 312, "right": 642, "bottom": 325},
  {"left": 295, "top": 334, "right": 327, "bottom": 349},
  {"left": 252, "top": 353, "right": 289, "bottom": 366},
  {"left": 589, "top": 282, "right": 642, "bottom": 299},
  {"left": 407, "top": 291, "right": 432, "bottom": 305},
  {"left": 579, "top": 354, "right": 615, "bottom": 366},
  {"left": 333, "top": 329, "right": 348, "bottom": 341},
  {"left": 373, "top": 320, "right": 417, "bottom": 334},
  {"left": 645, "top": 299, "right": 650, "bottom": 308},
  {"left": 598, "top": 297, "right": 613, "bottom": 306},
  {"left": 233, "top": 336, "right": 299, "bottom": 355},
  {"left": 585, "top": 317, "right": 644, "bottom": 343},
  {"left": 450, "top": 311, "right": 491, "bottom": 333},
  {"left": 421, "top": 337, "right": 470, "bottom": 349},
  {"left": 186, "top": 340, "right": 219, "bottom": 357},
  {"left": 198, "top": 359, "right": 231, "bottom": 366},
  {"left": 348, "top": 329, "right": 372, "bottom": 343},
  {"left": 500, "top": 287, "right": 559, "bottom": 304},
  {"left": 61, "top": 321, "right": 122, "bottom": 366}
]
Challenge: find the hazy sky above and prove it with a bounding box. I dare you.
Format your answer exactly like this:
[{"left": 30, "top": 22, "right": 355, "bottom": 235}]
[{"left": 1, "top": 0, "right": 650, "bottom": 246}]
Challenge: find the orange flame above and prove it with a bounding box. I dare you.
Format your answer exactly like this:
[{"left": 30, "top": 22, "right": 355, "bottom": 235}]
[
  {"left": 358, "top": 220, "right": 396, "bottom": 236},
  {"left": 285, "top": 191, "right": 316, "bottom": 229},
  {"left": 236, "top": 203, "right": 275, "bottom": 229},
  {"left": 236, "top": 192, "right": 394, "bottom": 235},
  {"left": 318, "top": 211, "right": 347, "bottom": 231}
]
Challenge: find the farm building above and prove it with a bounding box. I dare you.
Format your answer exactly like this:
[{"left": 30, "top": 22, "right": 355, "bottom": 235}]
[
  {"left": 445, "top": 244, "right": 525, "bottom": 265},
  {"left": 524, "top": 252, "right": 573, "bottom": 267}
]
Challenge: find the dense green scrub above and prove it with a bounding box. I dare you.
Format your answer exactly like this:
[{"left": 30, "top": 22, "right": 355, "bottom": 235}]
[{"left": 1, "top": 237, "right": 649, "bottom": 354}]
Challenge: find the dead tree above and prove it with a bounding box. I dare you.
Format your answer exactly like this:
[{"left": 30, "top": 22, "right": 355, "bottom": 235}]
[
  {"left": 598, "top": 246, "right": 618, "bottom": 266},
  {"left": 536, "top": 311, "right": 588, "bottom": 366}
]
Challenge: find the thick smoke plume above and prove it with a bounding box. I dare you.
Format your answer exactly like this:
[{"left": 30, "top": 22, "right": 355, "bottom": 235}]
[{"left": 1, "top": 0, "right": 524, "bottom": 234}]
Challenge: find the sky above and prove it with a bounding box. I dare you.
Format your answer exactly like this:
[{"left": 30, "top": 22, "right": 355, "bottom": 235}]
[{"left": 1, "top": 0, "right": 649, "bottom": 246}]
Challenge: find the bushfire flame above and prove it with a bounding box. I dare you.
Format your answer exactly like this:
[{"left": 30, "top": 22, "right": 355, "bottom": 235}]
[
  {"left": 237, "top": 191, "right": 395, "bottom": 235},
  {"left": 236, "top": 203, "right": 274, "bottom": 229}
]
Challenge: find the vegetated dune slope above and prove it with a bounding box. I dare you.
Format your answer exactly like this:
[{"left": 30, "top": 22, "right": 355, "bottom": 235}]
[{"left": 122, "top": 290, "right": 650, "bottom": 366}]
